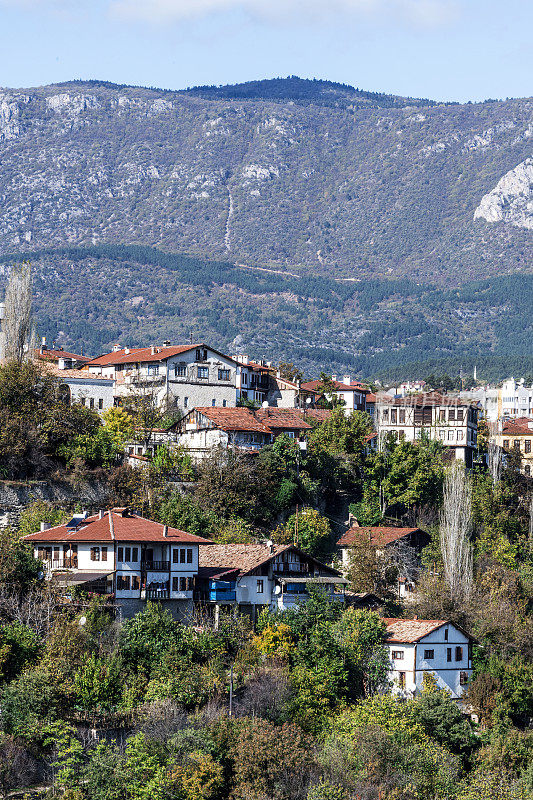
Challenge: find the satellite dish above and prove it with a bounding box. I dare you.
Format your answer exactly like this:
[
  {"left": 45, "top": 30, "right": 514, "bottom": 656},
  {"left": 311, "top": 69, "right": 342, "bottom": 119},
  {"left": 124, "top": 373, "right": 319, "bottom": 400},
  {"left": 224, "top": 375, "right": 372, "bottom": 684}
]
[
  {"left": 273, "top": 585, "right": 281, "bottom": 595},
  {"left": 306, "top": 397, "right": 312, "bottom": 404},
  {"left": 79, "top": 616, "right": 87, "bottom": 626},
  {"left": 262, "top": 401, "right": 269, "bottom": 408}
]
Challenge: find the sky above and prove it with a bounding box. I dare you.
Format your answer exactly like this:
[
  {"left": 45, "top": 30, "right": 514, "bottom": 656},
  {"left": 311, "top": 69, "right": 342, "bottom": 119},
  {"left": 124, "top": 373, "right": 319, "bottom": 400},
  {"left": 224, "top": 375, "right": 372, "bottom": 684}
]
[{"left": 0, "top": 0, "right": 531, "bottom": 103}]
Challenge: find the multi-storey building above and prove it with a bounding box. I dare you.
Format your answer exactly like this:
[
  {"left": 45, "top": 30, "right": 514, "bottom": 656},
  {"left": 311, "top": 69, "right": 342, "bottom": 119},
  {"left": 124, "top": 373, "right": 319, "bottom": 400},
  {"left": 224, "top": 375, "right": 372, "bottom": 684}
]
[
  {"left": 84, "top": 343, "right": 238, "bottom": 411},
  {"left": 376, "top": 393, "right": 478, "bottom": 467},
  {"left": 234, "top": 356, "right": 271, "bottom": 405},
  {"left": 196, "top": 542, "right": 346, "bottom": 621},
  {"left": 23, "top": 507, "right": 212, "bottom": 619},
  {"left": 462, "top": 378, "right": 533, "bottom": 423},
  {"left": 493, "top": 417, "right": 533, "bottom": 476},
  {"left": 385, "top": 618, "right": 474, "bottom": 698}
]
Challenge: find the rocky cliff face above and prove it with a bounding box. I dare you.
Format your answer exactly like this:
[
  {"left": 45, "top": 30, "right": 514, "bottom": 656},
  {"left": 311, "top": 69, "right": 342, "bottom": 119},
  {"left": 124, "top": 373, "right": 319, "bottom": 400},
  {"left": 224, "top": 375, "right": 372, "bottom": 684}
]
[
  {"left": 0, "top": 80, "right": 531, "bottom": 282},
  {"left": 475, "top": 157, "right": 533, "bottom": 229}
]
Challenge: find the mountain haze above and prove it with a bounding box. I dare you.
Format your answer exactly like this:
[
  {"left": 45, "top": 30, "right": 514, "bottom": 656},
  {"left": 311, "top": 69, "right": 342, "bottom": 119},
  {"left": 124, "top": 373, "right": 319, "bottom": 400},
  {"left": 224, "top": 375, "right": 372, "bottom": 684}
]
[{"left": 0, "top": 77, "right": 532, "bottom": 377}]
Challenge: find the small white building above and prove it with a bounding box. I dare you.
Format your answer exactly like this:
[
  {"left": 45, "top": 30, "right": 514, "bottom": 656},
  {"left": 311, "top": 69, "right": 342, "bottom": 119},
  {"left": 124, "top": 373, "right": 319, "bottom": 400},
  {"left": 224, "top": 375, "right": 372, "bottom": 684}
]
[
  {"left": 23, "top": 507, "right": 213, "bottom": 619},
  {"left": 301, "top": 377, "right": 369, "bottom": 415},
  {"left": 385, "top": 618, "right": 474, "bottom": 698},
  {"left": 197, "top": 543, "right": 346, "bottom": 622}
]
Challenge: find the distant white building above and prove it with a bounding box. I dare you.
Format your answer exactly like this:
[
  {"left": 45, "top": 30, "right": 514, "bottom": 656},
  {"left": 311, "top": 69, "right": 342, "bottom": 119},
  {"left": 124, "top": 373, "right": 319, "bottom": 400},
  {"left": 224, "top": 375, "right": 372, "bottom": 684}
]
[
  {"left": 463, "top": 378, "right": 533, "bottom": 423},
  {"left": 36, "top": 346, "right": 115, "bottom": 414},
  {"left": 385, "top": 618, "right": 474, "bottom": 698},
  {"left": 300, "top": 377, "right": 369, "bottom": 415}
]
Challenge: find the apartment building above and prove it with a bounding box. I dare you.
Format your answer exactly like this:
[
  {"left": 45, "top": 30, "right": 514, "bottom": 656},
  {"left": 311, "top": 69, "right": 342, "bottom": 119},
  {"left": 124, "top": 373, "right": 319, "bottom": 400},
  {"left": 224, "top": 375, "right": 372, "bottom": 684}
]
[
  {"left": 84, "top": 343, "right": 238, "bottom": 411},
  {"left": 376, "top": 393, "right": 478, "bottom": 467},
  {"left": 463, "top": 378, "right": 533, "bottom": 423},
  {"left": 23, "top": 507, "right": 212, "bottom": 619}
]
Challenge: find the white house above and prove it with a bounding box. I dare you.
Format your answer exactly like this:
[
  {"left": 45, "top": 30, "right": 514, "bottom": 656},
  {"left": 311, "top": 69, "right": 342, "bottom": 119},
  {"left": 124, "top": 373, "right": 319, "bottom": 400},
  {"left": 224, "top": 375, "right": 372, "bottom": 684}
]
[
  {"left": 23, "top": 507, "right": 213, "bottom": 619},
  {"left": 36, "top": 346, "right": 115, "bottom": 414},
  {"left": 84, "top": 343, "right": 239, "bottom": 411},
  {"left": 376, "top": 393, "right": 479, "bottom": 467},
  {"left": 197, "top": 543, "right": 346, "bottom": 622},
  {"left": 385, "top": 618, "right": 474, "bottom": 698}
]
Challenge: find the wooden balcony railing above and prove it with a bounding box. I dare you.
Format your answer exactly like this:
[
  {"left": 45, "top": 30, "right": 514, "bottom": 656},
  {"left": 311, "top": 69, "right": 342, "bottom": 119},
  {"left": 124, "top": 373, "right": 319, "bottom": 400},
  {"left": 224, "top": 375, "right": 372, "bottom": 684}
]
[{"left": 141, "top": 560, "right": 170, "bottom": 572}]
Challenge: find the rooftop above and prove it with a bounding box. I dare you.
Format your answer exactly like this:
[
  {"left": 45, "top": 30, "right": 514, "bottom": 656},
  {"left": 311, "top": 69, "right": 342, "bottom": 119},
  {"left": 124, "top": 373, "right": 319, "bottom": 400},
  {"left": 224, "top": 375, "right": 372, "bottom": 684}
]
[
  {"left": 501, "top": 417, "right": 533, "bottom": 436},
  {"left": 384, "top": 618, "right": 448, "bottom": 643},
  {"left": 338, "top": 526, "right": 423, "bottom": 548},
  {"left": 23, "top": 508, "right": 213, "bottom": 545}
]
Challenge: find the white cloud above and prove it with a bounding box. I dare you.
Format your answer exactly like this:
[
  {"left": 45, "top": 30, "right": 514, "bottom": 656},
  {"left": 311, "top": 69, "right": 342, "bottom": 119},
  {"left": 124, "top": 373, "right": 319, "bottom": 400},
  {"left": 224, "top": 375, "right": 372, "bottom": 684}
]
[{"left": 108, "top": 0, "right": 458, "bottom": 27}]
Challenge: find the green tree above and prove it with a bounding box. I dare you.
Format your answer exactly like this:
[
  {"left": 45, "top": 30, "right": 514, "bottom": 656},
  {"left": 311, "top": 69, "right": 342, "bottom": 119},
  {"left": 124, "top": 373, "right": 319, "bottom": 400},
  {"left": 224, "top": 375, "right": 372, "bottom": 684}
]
[
  {"left": 273, "top": 507, "right": 331, "bottom": 555},
  {"left": 332, "top": 608, "right": 390, "bottom": 696},
  {"left": 0, "top": 622, "right": 42, "bottom": 685}
]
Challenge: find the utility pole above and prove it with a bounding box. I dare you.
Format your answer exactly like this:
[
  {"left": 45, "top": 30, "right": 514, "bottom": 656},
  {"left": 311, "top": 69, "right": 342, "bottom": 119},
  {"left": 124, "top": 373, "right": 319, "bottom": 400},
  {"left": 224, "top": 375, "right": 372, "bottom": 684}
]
[
  {"left": 229, "top": 664, "right": 233, "bottom": 716},
  {"left": 295, "top": 505, "right": 299, "bottom": 547}
]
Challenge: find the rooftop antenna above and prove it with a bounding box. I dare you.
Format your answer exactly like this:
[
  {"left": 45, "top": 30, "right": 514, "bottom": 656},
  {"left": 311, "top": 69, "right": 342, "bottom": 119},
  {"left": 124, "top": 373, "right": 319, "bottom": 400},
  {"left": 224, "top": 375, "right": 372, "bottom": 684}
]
[{"left": 190, "top": 332, "right": 193, "bottom": 345}]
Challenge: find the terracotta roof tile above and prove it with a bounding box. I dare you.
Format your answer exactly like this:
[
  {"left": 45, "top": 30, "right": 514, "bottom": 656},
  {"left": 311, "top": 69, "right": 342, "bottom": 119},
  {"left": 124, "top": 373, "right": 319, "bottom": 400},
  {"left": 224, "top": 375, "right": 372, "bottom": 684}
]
[
  {"left": 35, "top": 348, "right": 90, "bottom": 362},
  {"left": 199, "top": 543, "right": 292, "bottom": 577},
  {"left": 501, "top": 418, "right": 533, "bottom": 436},
  {"left": 22, "top": 510, "right": 213, "bottom": 545},
  {"left": 255, "top": 409, "right": 312, "bottom": 430},
  {"left": 384, "top": 618, "right": 448, "bottom": 643},
  {"left": 86, "top": 345, "right": 202, "bottom": 367},
  {"left": 338, "top": 526, "right": 422, "bottom": 548},
  {"left": 194, "top": 407, "right": 272, "bottom": 434}
]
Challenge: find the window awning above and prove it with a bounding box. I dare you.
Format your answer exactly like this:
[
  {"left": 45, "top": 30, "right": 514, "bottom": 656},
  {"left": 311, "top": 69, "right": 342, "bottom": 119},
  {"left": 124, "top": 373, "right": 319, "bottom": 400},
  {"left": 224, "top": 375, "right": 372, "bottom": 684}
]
[{"left": 50, "top": 571, "right": 114, "bottom": 587}]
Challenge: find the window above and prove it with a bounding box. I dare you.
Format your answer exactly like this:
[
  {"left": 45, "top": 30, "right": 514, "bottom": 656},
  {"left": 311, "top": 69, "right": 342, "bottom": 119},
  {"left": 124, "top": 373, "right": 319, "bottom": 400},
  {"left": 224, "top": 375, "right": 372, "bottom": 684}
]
[
  {"left": 398, "top": 671, "right": 406, "bottom": 689},
  {"left": 98, "top": 398, "right": 103, "bottom": 410},
  {"left": 132, "top": 547, "right": 138, "bottom": 562},
  {"left": 257, "top": 580, "right": 264, "bottom": 594},
  {"left": 180, "top": 549, "right": 186, "bottom": 563},
  {"left": 447, "top": 647, "right": 452, "bottom": 662},
  {"left": 131, "top": 575, "right": 140, "bottom": 591},
  {"left": 173, "top": 549, "right": 179, "bottom": 563},
  {"left": 90, "top": 547, "right": 100, "bottom": 561},
  {"left": 118, "top": 547, "right": 123, "bottom": 561},
  {"left": 89, "top": 398, "right": 95, "bottom": 409},
  {"left": 184, "top": 397, "right": 188, "bottom": 408},
  {"left": 198, "top": 366, "right": 209, "bottom": 379},
  {"left": 439, "top": 430, "right": 446, "bottom": 440},
  {"left": 392, "top": 651, "right": 404, "bottom": 660},
  {"left": 455, "top": 646, "right": 463, "bottom": 661},
  {"left": 175, "top": 364, "right": 187, "bottom": 377},
  {"left": 391, "top": 409, "right": 397, "bottom": 423},
  {"left": 514, "top": 440, "right": 521, "bottom": 451},
  {"left": 218, "top": 368, "right": 230, "bottom": 381},
  {"left": 525, "top": 465, "right": 531, "bottom": 477},
  {"left": 503, "top": 440, "right": 509, "bottom": 449},
  {"left": 187, "top": 577, "right": 193, "bottom": 590},
  {"left": 381, "top": 409, "right": 389, "bottom": 422},
  {"left": 117, "top": 574, "right": 130, "bottom": 591},
  {"left": 457, "top": 430, "right": 464, "bottom": 441},
  {"left": 148, "top": 364, "right": 159, "bottom": 376},
  {"left": 424, "top": 649, "right": 434, "bottom": 659},
  {"left": 125, "top": 547, "right": 131, "bottom": 561},
  {"left": 457, "top": 409, "right": 464, "bottom": 421},
  {"left": 180, "top": 576, "right": 187, "bottom": 591},
  {"left": 195, "top": 348, "right": 208, "bottom": 362},
  {"left": 101, "top": 547, "right": 107, "bottom": 562},
  {"left": 80, "top": 397, "right": 86, "bottom": 406},
  {"left": 448, "top": 408, "right": 456, "bottom": 421},
  {"left": 439, "top": 410, "right": 446, "bottom": 422},
  {"left": 212, "top": 399, "right": 216, "bottom": 406},
  {"left": 526, "top": 440, "right": 532, "bottom": 454},
  {"left": 187, "top": 549, "right": 193, "bottom": 564},
  {"left": 172, "top": 577, "right": 179, "bottom": 592},
  {"left": 223, "top": 400, "right": 227, "bottom": 407},
  {"left": 448, "top": 430, "right": 454, "bottom": 441},
  {"left": 444, "top": 627, "right": 448, "bottom": 641},
  {"left": 399, "top": 409, "right": 406, "bottom": 424},
  {"left": 460, "top": 671, "right": 469, "bottom": 686}
]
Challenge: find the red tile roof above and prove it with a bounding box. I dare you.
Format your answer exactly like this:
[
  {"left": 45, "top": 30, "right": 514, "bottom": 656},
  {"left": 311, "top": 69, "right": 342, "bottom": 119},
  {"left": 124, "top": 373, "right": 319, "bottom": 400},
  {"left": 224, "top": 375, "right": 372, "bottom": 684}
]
[
  {"left": 255, "top": 408, "right": 312, "bottom": 430},
  {"left": 501, "top": 418, "right": 533, "bottom": 436},
  {"left": 298, "top": 408, "right": 333, "bottom": 423},
  {"left": 35, "top": 348, "right": 90, "bottom": 363},
  {"left": 383, "top": 392, "right": 476, "bottom": 408},
  {"left": 384, "top": 618, "right": 448, "bottom": 643},
  {"left": 85, "top": 344, "right": 202, "bottom": 367},
  {"left": 194, "top": 407, "right": 272, "bottom": 434},
  {"left": 22, "top": 509, "right": 213, "bottom": 544},
  {"left": 338, "top": 526, "right": 422, "bottom": 548},
  {"left": 199, "top": 543, "right": 292, "bottom": 578}
]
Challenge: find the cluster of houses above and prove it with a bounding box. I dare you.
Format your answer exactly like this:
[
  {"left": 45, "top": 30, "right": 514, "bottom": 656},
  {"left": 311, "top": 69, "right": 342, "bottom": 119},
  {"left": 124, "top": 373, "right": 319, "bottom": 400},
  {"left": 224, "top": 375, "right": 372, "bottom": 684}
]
[{"left": 24, "top": 507, "right": 474, "bottom": 699}]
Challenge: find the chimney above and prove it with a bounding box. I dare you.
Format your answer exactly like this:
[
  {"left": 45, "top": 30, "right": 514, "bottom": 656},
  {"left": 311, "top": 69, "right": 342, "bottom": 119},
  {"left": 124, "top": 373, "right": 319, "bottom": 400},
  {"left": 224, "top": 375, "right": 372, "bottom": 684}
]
[
  {"left": 58, "top": 357, "right": 68, "bottom": 371},
  {"left": 99, "top": 509, "right": 104, "bottom": 519},
  {"left": 40, "top": 522, "right": 51, "bottom": 532},
  {"left": 124, "top": 348, "right": 130, "bottom": 355},
  {"left": 151, "top": 346, "right": 156, "bottom": 355},
  {"left": 112, "top": 344, "right": 121, "bottom": 352},
  {"left": 163, "top": 525, "right": 168, "bottom": 538},
  {"left": 163, "top": 340, "right": 171, "bottom": 348},
  {"left": 267, "top": 539, "right": 274, "bottom": 554},
  {"left": 332, "top": 375, "right": 337, "bottom": 382},
  {"left": 343, "top": 375, "right": 351, "bottom": 386}
]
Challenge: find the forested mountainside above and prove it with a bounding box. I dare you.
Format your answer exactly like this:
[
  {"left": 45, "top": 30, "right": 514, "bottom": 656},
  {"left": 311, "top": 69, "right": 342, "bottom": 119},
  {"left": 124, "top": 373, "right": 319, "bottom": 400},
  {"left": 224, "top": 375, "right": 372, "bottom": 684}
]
[
  {"left": 0, "top": 77, "right": 531, "bottom": 282},
  {"left": 4, "top": 244, "right": 533, "bottom": 381},
  {"left": 0, "top": 77, "right": 532, "bottom": 377}
]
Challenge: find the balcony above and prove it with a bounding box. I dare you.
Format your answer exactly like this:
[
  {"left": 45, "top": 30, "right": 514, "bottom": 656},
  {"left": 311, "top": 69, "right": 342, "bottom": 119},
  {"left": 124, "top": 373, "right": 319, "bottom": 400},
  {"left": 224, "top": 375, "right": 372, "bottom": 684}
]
[
  {"left": 145, "top": 588, "right": 170, "bottom": 600},
  {"left": 141, "top": 560, "right": 170, "bottom": 572},
  {"left": 44, "top": 558, "right": 78, "bottom": 570}
]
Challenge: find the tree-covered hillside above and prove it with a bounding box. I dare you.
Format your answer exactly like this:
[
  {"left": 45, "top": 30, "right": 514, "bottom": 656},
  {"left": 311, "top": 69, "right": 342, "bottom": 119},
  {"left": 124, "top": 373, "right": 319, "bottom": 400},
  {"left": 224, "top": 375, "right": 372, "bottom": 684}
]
[{"left": 3, "top": 245, "right": 533, "bottom": 381}]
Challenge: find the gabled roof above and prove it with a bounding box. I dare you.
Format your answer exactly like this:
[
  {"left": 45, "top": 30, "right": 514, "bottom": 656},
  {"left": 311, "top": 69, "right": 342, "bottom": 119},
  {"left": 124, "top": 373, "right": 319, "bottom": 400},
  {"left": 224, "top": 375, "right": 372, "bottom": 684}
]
[
  {"left": 384, "top": 618, "right": 449, "bottom": 643},
  {"left": 192, "top": 407, "right": 272, "bottom": 434},
  {"left": 198, "top": 542, "right": 340, "bottom": 579},
  {"left": 85, "top": 343, "right": 236, "bottom": 368},
  {"left": 501, "top": 417, "right": 533, "bottom": 436},
  {"left": 338, "top": 526, "right": 423, "bottom": 548},
  {"left": 255, "top": 408, "right": 312, "bottom": 430},
  {"left": 23, "top": 509, "right": 213, "bottom": 545},
  {"left": 36, "top": 348, "right": 90, "bottom": 363}
]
